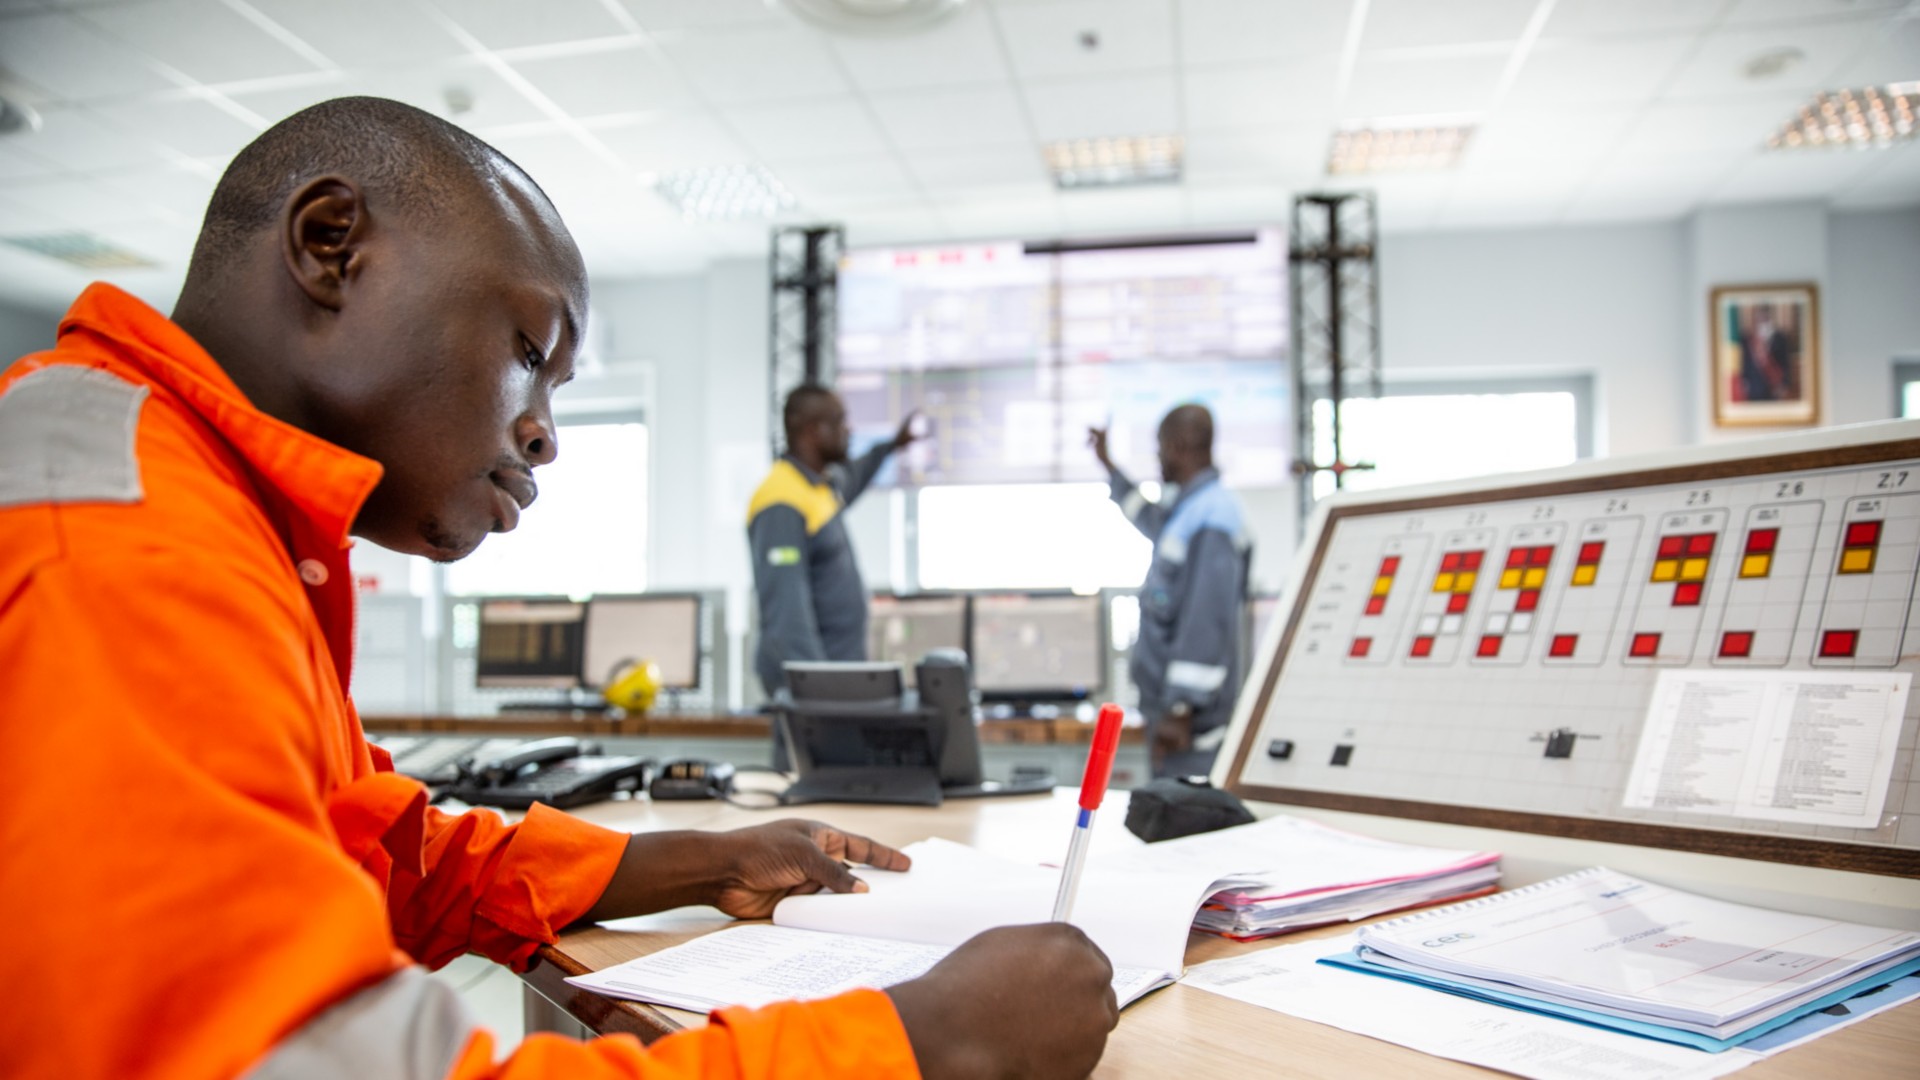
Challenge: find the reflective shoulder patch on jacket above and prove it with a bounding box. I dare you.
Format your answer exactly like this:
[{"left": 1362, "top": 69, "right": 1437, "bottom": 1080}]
[
  {"left": 243, "top": 966, "right": 473, "bottom": 1080},
  {"left": 0, "top": 365, "right": 148, "bottom": 509},
  {"left": 746, "top": 459, "right": 842, "bottom": 535},
  {"left": 767, "top": 545, "right": 802, "bottom": 566}
]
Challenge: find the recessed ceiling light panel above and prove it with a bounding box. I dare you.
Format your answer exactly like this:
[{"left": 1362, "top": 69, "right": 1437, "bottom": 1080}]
[
  {"left": 652, "top": 165, "right": 798, "bottom": 221},
  {"left": 1766, "top": 83, "right": 1918, "bottom": 151},
  {"left": 1044, "top": 135, "right": 1183, "bottom": 190},
  {"left": 1327, "top": 122, "right": 1475, "bottom": 175}
]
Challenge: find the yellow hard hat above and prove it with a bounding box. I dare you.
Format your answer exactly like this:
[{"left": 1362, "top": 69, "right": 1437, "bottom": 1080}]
[{"left": 603, "top": 658, "right": 662, "bottom": 714}]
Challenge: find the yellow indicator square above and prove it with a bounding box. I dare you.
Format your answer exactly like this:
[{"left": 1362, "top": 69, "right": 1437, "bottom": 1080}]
[
  {"left": 1740, "top": 553, "right": 1772, "bottom": 579},
  {"left": 1679, "top": 557, "right": 1709, "bottom": 582},
  {"left": 1650, "top": 559, "right": 1679, "bottom": 583},
  {"left": 1433, "top": 572, "right": 1455, "bottom": 592},
  {"left": 1839, "top": 547, "right": 1876, "bottom": 574},
  {"left": 1372, "top": 576, "right": 1393, "bottom": 596},
  {"left": 1454, "top": 572, "right": 1477, "bottom": 593},
  {"left": 1571, "top": 564, "right": 1598, "bottom": 587},
  {"left": 1521, "top": 567, "right": 1547, "bottom": 589},
  {"left": 1499, "top": 568, "right": 1523, "bottom": 589}
]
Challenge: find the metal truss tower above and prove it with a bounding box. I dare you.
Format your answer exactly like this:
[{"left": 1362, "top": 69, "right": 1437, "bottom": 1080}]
[
  {"left": 768, "top": 224, "right": 845, "bottom": 457},
  {"left": 1289, "top": 192, "right": 1382, "bottom": 527}
]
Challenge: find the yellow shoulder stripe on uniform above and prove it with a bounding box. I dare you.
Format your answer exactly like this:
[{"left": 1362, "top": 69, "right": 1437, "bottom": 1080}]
[{"left": 746, "top": 459, "right": 842, "bottom": 535}]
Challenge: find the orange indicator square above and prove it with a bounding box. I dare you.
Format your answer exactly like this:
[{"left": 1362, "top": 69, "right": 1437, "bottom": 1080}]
[
  {"left": 1499, "top": 568, "right": 1524, "bottom": 590},
  {"left": 1372, "top": 576, "right": 1393, "bottom": 596},
  {"left": 1571, "top": 564, "right": 1598, "bottom": 587},
  {"left": 1740, "top": 553, "right": 1771, "bottom": 578},
  {"left": 1433, "top": 572, "right": 1455, "bottom": 593},
  {"left": 1454, "top": 572, "right": 1477, "bottom": 592},
  {"left": 1650, "top": 560, "right": 1679, "bottom": 583},
  {"left": 1839, "top": 548, "right": 1875, "bottom": 574},
  {"left": 1679, "top": 558, "right": 1709, "bottom": 582},
  {"left": 1521, "top": 567, "right": 1547, "bottom": 589}
]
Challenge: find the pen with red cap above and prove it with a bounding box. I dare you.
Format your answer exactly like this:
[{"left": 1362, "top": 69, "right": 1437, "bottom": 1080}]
[{"left": 1051, "top": 702, "right": 1124, "bottom": 922}]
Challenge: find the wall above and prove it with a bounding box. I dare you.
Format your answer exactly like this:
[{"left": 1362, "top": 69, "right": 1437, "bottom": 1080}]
[
  {"left": 1829, "top": 207, "right": 1920, "bottom": 424},
  {"left": 0, "top": 299, "right": 58, "bottom": 367}
]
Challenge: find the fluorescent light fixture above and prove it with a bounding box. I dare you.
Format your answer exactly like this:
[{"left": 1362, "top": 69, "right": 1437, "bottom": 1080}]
[
  {"left": 2, "top": 232, "right": 154, "bottom": 270},
  {"left": 1044, "top": 136, "right": 1183, "bottom": 190},
  {"left": 1327, "top": 121, "right": 1475, "bottom": 174},
  {"left": 1767, "top": 83, "right": 1918, "bottom": 151},
  {"left": 652, "top": 165, "right": 797, "bottom": 221}
]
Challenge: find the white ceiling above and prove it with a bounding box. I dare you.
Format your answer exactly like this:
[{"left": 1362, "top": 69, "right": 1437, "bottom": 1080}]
[{"left": 0, "top": 0, "right": 1915, "bottom": 312}]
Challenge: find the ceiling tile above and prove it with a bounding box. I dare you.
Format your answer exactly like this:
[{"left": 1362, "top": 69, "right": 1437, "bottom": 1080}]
[
  {"left": 1708, "top": 145, "right": 1891, "bottom": 203},
  {"left": 0, "top": 12, "right": 176, "bottom": 101},
  {"left": 1541, "top": 0, "right": 1726, "bottom": 40},
  {"left": 1824, "top": 15, "right": 1920, "bottom": 88},
  {"left": 1719, "top": 0, "right": 1911, "bottom": 27},
  {"left": 98, "top": 162, "right": 218, "bottom": 224},
  {"left": 231, "top": 62, "right": 548, "bottom": 134},
  {"left": 938, "top": 189, "right": 1062, "bottom": 242},
  {"left": 868, "top": 85, "right": 1034, "bottom": 151},
  {"left": 992, "top": 0, "right": 1176, "bottom": 80},
  {"left": 89, "top": 96, "right": 263, "bottom": 161},
  {"left": 617, "top": 0, "right": 784, "bottom": 31},
  {"left": 902, "top": 146, "right": 1047, "bottom": 190},
  {"left": 1829, "top": 144, "right": 1920, "bottom": 208},
  {"left": 1463, "top": 105, "right": 1641, "bottom": 166},
  {"left": 479, "top": 127, "right": 633, "bottom": 221},
  {"left": 0, "top": 142, "right": 62, "bottom": 184},
  {"left": 593, "top": 112, "right": 755, "bottom": 173},
  {"left": 844, "top": 202, "right": 948, "bottom": 246},
  {"left": 1343, "top": 53, "right": 1508, "bottom": 119},
  {"left": 1612, "top": 93, "right": 1806, "bottom": 157},
  {"left": 1662, "top": 18, "right": 1884, "bottom": 100},
  {"left": 723, "top": 98, "right": 891, "bottom": 161},
  {"left": 1182, "top": 125, "right": 1325, "bottom": 182},
  {"left": 1359, "top": 0, "right": 1540, "bottom": 52},
  {"left": 3, "top": 173, "right": 174, "bottom": 230},
  {"left": 77, "top": 0, "right": 324, "bottom": 85},
  {"left": 1507, "top": 34, "right": 1698, "bottom": 106},
  {"left": 240, "top": 0, "right": 470, "bottom": 67},
  {"left": 0, "top": 240, "right": 101, "bottom": 312},
  {"left": 1056, "top": 184, "right": 1185, "bottom": 233},
  {"left": 1578, "top": 152, "right": 1738, "bottom": 209},
  {"left": 423, "top": 0, "right": 627, "bottom": 51},
  {"left": 1181, "top": 182, "right": 1295, "bottom": 229},
  {"left": 1180, "top": 0, "right": 1353, "bottom": 66},
  {"left": 1559, "top": 191, "right": 1701, "bottom": 223},
  {"left": 776, "top": 156, "right": 919, "bottom": 206},
  {"left": 1432, "top": 197, "right": 1565, "bottom": 230},
  {"left": 1186, "top": 56, "right": 1342, "bottom": 130},
  {"left": 16, "top": 105, "right": 177, "bottom": 173},
  {"left": 828, "top": 4, "right": 1011, "bottom": 92},
  {"left": 653, "top": 24, "right": 851, "bottom": 104},
  {"left": 1024, "top": 72, "right": 1180, "bottom": 141},
  {"left": 509, "top": 43, "right": 688, "bottom": 118}
]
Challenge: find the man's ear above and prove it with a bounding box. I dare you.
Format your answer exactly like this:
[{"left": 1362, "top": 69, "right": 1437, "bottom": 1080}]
[{"left": 281, "top": 176, "right": 367, "bottom": 312}]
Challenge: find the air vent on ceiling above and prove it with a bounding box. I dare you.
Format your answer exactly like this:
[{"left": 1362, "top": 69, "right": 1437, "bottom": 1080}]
[
  {"left": 773, "top": 0, "right": 967, "bottom": 35},
  {"left": 3, "top": 232, "right": 156, "bottom": 270}
]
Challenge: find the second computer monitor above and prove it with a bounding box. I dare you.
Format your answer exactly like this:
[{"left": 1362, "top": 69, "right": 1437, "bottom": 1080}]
[
  {"left": 475, "top": 597, "right": 586, "bottom": 689},
  {"left": 867, "top": 593, "right": 968, "bottom": 684},
  {"left": 969, "top": 592, "right": 1105, "bottom": 701},
  {"left": 581, "top": 594, "right": 703, "bottom": 691}
]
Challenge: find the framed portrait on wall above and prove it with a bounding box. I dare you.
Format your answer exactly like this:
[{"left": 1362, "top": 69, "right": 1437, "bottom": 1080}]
[{"left": 1710, "top": 283, "right": 1820, "bottom": 428}]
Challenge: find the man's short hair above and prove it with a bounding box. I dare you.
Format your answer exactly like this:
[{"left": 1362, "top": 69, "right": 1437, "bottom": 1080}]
[
  {"left": 186, "top": 96, "right": 541, "bottom": 281},
  {"left": 783, "top": 384, "right": 838, "bottom": 444},
  {"left": 1160, "top": 403, "right": 1214, "bottom": 454}
]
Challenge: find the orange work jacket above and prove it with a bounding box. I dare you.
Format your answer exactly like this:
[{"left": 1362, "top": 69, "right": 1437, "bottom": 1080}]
[{"left": 0, "top": 284, "right": 920, "bottom": 1080}]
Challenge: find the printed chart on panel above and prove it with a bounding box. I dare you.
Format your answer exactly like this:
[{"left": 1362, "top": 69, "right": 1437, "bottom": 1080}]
[{"left": 1235, "top": 448, "right": 1920, "bottom": 854}]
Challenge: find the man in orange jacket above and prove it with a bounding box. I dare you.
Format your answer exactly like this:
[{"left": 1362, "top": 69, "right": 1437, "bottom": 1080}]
[{"left": 0, "top": 96, "right": 1117, "bottom": 1080}]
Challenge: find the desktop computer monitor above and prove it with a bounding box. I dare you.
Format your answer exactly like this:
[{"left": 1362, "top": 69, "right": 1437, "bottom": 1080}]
[
  {"left": 969, "top": 592, "right": 1105, "bottom": 701},
  {"left": 581, "top": 594, "right": 702, "bottom": 691},
  {"left": 475, "top": 597, "right": 586, "bottom": 689},
  {"left": 866, "top": 594, "right": 968, "bottom": 684}
]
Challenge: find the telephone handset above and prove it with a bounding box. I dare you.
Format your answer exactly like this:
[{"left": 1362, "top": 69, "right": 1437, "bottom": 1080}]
[{"left": 450, "top": 736, "right": 652, "bottom": 810}]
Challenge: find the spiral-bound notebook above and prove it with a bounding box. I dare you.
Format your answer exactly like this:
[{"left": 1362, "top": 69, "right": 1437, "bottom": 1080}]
[{"left": 1325, "top": 867, "right": 1920, "bottom": 1046}]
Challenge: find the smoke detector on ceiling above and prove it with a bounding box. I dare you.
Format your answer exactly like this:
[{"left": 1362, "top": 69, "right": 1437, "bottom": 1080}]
[
  {"left": 772, "top": 0, "right": 968, "bottom": 36},
  {"left": 0, "top": 94, "right": 42, "bottom": 136},
  {"left": 1743, "top": 47, "right": 1806, "bottom": 81}
]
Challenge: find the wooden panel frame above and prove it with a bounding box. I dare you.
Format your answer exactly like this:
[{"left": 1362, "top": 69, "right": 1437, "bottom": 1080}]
[{"left": 1225, "top": 436, "right": 1920, "bottom": 878}]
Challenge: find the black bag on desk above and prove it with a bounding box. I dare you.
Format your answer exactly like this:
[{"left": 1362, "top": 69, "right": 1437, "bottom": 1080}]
[{"left": 1125, "top": 777, "right": 1255, "bottom": 842}]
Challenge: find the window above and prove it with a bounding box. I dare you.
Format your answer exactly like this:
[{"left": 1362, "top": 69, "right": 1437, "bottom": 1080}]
[
  {"left": 1309, "top": 378, "right": 1592, "bottom": 499},
  {"left": 1897, "top": 361, "right": 1920, "bottom": 419},
  {"left": 445, "top": 420, "right": 649, "bottom": 597},
  {"left": 915, "top": 482, "right": 1152, "bottom": 591}
]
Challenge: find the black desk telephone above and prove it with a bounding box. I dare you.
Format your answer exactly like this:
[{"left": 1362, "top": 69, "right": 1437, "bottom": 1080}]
[{"left": 448, "top": 737, "right": 651, "bottom": 811}]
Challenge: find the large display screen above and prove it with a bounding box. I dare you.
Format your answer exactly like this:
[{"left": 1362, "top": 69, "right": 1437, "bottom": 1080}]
[{"left": 837, "top": 231, "right": 1289, "bottom": 486}]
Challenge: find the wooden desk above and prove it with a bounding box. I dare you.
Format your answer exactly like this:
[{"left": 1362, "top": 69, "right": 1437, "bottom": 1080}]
[
  {"left": 517, "top": 792, "right": 1920, "bottom": 1078},
  {"left": 361, "top": 713, "right": 1133, "bottom": 745}
]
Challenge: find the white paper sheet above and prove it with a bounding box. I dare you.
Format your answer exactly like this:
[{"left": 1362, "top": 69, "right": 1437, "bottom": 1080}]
[
  {"left": 1181, "top": 935, "right": 1762, "bottom": 1080},
  {"left": 1623, "top": 669, "right": 1911, "bottom": 828}
]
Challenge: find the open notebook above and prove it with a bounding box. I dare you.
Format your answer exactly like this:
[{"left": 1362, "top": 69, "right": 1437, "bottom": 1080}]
[{"left": 567, "top": 837, "right": 1244, "bottom": 1012}]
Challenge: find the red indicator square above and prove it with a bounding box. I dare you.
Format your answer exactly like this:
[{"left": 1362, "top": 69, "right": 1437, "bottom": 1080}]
[
  {"left": 1819, "top": 630, "right": 1859, "bottom": 658},
  {"left": 1505, "top": 548, "right": 1528, "bottom": 569},
  {"left": 1657, "top": 535, "right": 1684, "bottom": 557},
  {"left": 1630, "top": 633, "right": 1660, "bottom": 658},
  {"left": 1350, "top": 637, "right": 1372, "bottom": 658},
  {"left": 1845, "top": 521, "right": 1882, "bottom": 547},
  {"left": 1462, "top": 551, "right": 1485, "bottom": 571},
  {"left": 1686, "top": 533, "right": 1715, "bottom": 556},
  {"left": 1529, "top": 545, "right": 1555, "bottom": 566},
  {"left": 1744, "top": 528, "right": 1778, "bottom": 555},
  {"left": 1446, "top": 593, "right": 1470, "bottom": 614},
  {"left": 1673, "top": 582, "right": 1703, "bottom": 606},
  {"left": 1549, "top": 634, "right": 1578, "bottom": 658},
  {"left": 1477, "top": 635, "right": 1502, "bottom": 658},
  {"left": 1410, "top": 636, "right": 1435, "bottom": 658},
  {"left": 1515, "top": 589, "right": 1540, "bottom": 612},
  {"left": 1379, "top": 556, "right": 1400, "bottom": 575},
  {"left": 1364, "top": 595, "right": 1386, "bottom": 616},
  {"left": 1440, "top": 552, "right": 1463, "bottom": 571},
  {"left": 1719, "top": 631, "right": 1753, "bottom": 658},
  {"left": 1578, "top": 541, "right": 1605, "bottom": 564}
]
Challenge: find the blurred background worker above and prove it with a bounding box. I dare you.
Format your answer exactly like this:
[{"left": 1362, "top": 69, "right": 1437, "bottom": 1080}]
[
  {"left": 1091, "top": 405, "right": 1252, "bottom": 778},
  {"left": 749, "top": 384, "right": 919, "bottom": 697}
]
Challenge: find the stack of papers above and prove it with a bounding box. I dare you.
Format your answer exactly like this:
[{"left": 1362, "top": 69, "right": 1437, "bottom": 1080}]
[
  {"left": 1327, "top": 866, "right": 1920, "bottom": 1050},
  {"left": 1100, "top": 815, "right": 1502, "bottom": 938}
]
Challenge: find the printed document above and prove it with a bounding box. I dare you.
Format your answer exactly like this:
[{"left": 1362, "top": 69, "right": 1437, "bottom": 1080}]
[{"left": 1623, "top": 669, "right": 1910, "bottom": 828}]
